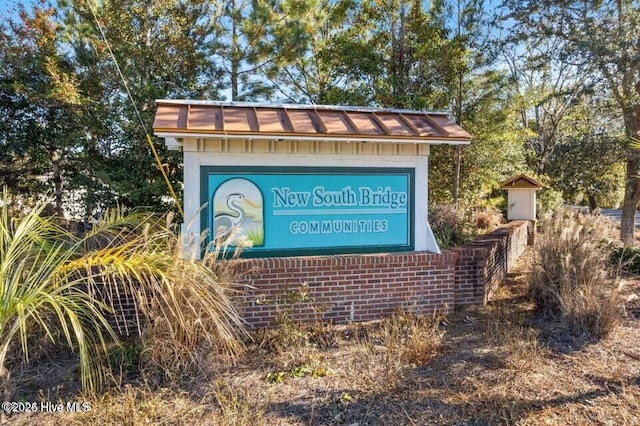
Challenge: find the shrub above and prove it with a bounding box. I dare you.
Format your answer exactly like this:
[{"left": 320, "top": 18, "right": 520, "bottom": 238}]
[
  {"left": 609, "top": 245, "right": 640, "bottom": 275},
  {"left": 475, "top": 207, "right": 504, "bottom": 231},
  {"left": 536, "top": 186, "right": 564, "bottom": 218},
  {"left": 429, "top": 204, "right": 475, "bottom": 248},
  {"left": 0, "top": 188, "right": 248, "bottom": 400},
  {"left": 530, "top": 210, "right": 623, "bottom": 337},
  {"left": 0, "top": 191, "right": 116, "bottom": 403}
]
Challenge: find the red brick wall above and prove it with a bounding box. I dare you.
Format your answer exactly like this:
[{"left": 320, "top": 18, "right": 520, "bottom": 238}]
[
  {"left": 229, "top": 220, "right": 530, "bottom": 328},
  {"left": 452, "top": 220, "right": 529, "bottom": 306},
  {"left": 231, "top": 252, "right": 459, "bottom": 328}
]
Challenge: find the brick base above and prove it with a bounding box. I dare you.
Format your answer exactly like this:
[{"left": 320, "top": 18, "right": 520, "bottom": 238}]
[
  {"left": 231, "top": 251, "right": 458, "bottom": 328},
  {"left": 229, "top": 221, "right": 530, "bottom": 328}
]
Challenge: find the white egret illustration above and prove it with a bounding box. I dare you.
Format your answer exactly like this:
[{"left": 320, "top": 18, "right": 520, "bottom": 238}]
[
  {"left": 212, "top": 178, "right": 264, "bottom": 246},
  {"left": 214, "top": 193, "right": 255, "bottom": 236}
]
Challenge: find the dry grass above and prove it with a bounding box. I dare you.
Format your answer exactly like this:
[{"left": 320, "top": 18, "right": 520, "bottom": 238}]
[
  {"left": 378, "top": 309, "right": 446, "bottom": 369},
  {"left": 7, "top": 248, "right": 640, "bottom": 425},
  {"left": 79, "top": 216, "right": 250, "bottom": 382},
  {"left": 211, "top": 379, "right": 268, "bottom": 426},
  {"left": 475, "top": 207, "right": 504, "bottom": 231},
  {"left": 531, "top": 211, "right": 624, "bottom": 337}
]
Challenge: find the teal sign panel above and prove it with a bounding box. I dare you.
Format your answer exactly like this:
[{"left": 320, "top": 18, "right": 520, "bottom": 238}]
[{"left": 201, "top": 167, "right": 414, "bottom": 256}]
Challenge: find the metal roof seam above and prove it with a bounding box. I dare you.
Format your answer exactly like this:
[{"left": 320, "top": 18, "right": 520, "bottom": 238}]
[
  {"left": 398, "top": 113, "right": 422, "bottom": 136},
  {"left": 419, "top": 113, "right": 450, "bottom": 137},
  {"left": 369, "top": 113, "right": 391, "bottom": 136},
  {"left": 341, "top": 111, "right": 359, "bottom": 134},
  {"left": 310, "top": 108, "right": 327, "bottom": 134}
]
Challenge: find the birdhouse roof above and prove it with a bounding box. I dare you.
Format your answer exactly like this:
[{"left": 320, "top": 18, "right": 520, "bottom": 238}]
[
  {"left": 153, "top": 100, "right": 471, "bottom": 145},
  {"left": 500, "top": 174, "right": 544, "bottom": 189}
]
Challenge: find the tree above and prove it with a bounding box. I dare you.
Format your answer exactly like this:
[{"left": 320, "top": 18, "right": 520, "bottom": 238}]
[
  {"left": 503, "top": 0, "right": 640, "bottom": 245},
  {"left": 0, "top": 6, "right": 86, "bottom": 216},
  {"left": 252, "top": 0, "right": 367, "bottom": 104},
  {"left": 59, "top": 0, "right": 224, "bottom": 215},
  {"left": 351, "top": 0, "right": 453, "bottom": 109},
  {"left": 545, "top": 99, "right": 625, "bottom": 210},
  {"left": 428, "top": 69, "right": 527, "bottom": 205},
  {"left": 211, "top": 0, "right": 274, "bottom": 101},
  {"left": 500, "top": 10, "right": 588, "bottom": 180},
  {"left": 444, "top": 0, "right": 496, "bottom": 205}
]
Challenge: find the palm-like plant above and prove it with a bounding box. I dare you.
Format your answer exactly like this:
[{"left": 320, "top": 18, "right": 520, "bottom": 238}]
[
  {"left": 0, "top": 193, "right": 116, "bottom": 402},
  {"left": 0, "top": 193, "right": 248, "bottom": 400}
]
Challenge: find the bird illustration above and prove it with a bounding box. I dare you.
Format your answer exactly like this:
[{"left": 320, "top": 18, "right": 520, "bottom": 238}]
[{"left": 214, "top": 193, "right": 259, "bottom": 240}]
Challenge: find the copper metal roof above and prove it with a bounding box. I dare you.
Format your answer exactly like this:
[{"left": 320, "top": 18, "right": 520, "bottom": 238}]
[{"left": 153, "top": 100, "right": 471, "bottom": 144}]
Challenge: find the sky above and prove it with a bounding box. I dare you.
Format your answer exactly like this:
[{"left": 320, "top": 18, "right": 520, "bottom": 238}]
[{"left": 0, "top": 0, "right": 22, "bottom": 20}]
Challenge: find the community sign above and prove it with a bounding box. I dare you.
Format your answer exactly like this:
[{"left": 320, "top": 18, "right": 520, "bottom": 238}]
[{"left": 202, "top": 166, "right": 414, "bottom": 256}]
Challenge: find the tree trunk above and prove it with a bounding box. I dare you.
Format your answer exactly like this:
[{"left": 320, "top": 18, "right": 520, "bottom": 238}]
[
  {"left": 452, "top": 0, "right": 463, "bottom": 208},
  {"left": 587, "top": 193, "right": 598, "bottom": 212},
  {"left": 231, "top": 0, "right": 239, "bottom": 101},
  {"left": 452, "top": 145, "right": 462, "bottom": 208},
  {"left": 49, "top": 149, "right": 64, "bottom": 218},
  {"left": 620, "top": 157, "right": 640, "bottom": 246},
  {"left": 619, "top": 98, "right": 640, "bottom": 246}
]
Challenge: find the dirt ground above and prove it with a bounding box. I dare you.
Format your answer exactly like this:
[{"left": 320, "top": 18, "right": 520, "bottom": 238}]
[{"left": 7, "top": 249, "right": 640, "bottom": 425}]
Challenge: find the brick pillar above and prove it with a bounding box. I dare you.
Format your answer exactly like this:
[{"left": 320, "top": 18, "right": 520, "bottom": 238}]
[{"left": 527, "top": 220, "right": 537, "bottom": 246}]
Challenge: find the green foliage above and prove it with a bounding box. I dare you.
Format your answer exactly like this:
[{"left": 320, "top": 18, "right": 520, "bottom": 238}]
[
  {"left": 609, "top": 245, "right": 640, "bottom": 275},
  {"left": 64, "top": 0, "right": 223, "bottom": 214},
  {"left": 355, "top": 0, "right": 453, "bottom": 109},
  {"left": 535, "top": 186, "right": 564, "bottom": 219},
  {"left": 0, "top": 6, "right": 87, "bottom": 215},
  {"left": 264, "top": 363, "right": 330, "bottom": 383},
  {"left": 0, "top": 189, "right": 116, "bottom": 395},
  {"left": 250, "top": 0, "right": 365, "bottom": 103},
  {"left": 212, "top": 0, "right": 273, "bottom": 101},
  {"left": 427, "top": 18, "right": 528, "bottom": 206},
  {"left": 503, "top": 0, "right": 640, "bottom": 244},
  {"left": 264, "top": 370, "right": 287, "bottom": 384},
  {"left": 108, "top": 342, "right": 143, "bottom": 372},
  {"left": 2, "top": 0, "right": 636, "bottom": 241},
  {"left": 545, "top": 101, "right": 626, "bottom": 209}
]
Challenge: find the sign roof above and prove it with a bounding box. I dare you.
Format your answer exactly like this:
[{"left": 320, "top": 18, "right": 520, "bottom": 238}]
[{"left": 153, "top": 100, "right": 471, "bottom": 145}]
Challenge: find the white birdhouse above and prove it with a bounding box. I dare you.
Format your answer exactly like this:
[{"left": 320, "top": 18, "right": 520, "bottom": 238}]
[{"left": 500, "top": 175, "right": 544, "bottom": 221}]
